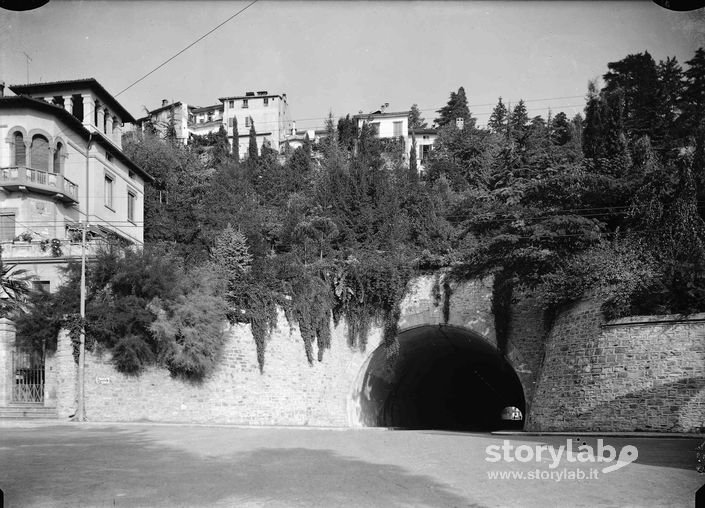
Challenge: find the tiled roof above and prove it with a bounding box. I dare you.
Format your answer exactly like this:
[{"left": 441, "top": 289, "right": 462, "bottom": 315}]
[
  {"left": 353, "top": 110, "right": 410, "bottom": 120},
  {"left": 9, "top": 78, "right": 136, "bottom": 123}
]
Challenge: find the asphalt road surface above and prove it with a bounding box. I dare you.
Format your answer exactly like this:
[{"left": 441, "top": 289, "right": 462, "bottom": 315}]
[{"left": 0, "top": 422, "right": 702, "bottom": 507}]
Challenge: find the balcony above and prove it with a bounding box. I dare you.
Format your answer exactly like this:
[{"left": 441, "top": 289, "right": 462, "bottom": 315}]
[{"left": 0, "top": 167, "right": 79, "bottom": 204}]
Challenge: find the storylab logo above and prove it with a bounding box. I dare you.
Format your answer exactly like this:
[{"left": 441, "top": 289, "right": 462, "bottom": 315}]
[{"left": 486, "top": 438, "right": 638, "bottom": 475}]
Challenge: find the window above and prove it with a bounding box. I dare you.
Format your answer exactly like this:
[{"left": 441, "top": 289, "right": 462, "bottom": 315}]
[
  {"left": 13, "top": 133, "right": 26, "bottom": 166},
  {"left": 393, "top": 121, "right": 403, "bottom": 137},
  {"left": 264, "top": 97, "right": 269, "bottom": 106},
  {"left": 104, "top": 175, "right": 114, "bottom": 209},
  {"left": 228, "top": 118, "right": 234, "bottom": 128},
  {"left": 31, "top": 135, "right": 49, "bottom": 171},
  {"left": 0, "top": 213, "right": 15, "bottom": 241},
  {"left": 127, "top": 191, "right": 136, "bottom": 223},
  {"left": 229, "top": 100, "right": 234, "bottom": 108},
  {"left": 242, "top": 99, "right": 248, "bottom": 109},
  {"left": 53, "top": 142, "right": 63, "bottom": 173},
  {"left": 371, "top": 123, "right": 380, "bottom": 135},
  {"left": 245, "top": 117, "right": 251, "bottom": 128}
]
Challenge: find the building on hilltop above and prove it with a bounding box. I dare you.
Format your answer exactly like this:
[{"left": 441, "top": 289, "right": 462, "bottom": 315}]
[
  {"left": 0, "top": 78, "right": 150, "bottom": 410},
  {"left": 138, "top": 90, "right": 291, "bottom": 159},
  {"left": 353, "top": 106, "right": 438, "bottom": 174},
  {"left": 135, "top": 99, "right": 192, "bottom": 144},
  {"left": 220, "top": 91, "right": 290, "bottom": 159}
]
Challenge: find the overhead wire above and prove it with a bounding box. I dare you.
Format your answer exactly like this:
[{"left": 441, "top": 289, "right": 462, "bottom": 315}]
[{"left": 114, "top": 0, "right": 259, "bottom": 98}]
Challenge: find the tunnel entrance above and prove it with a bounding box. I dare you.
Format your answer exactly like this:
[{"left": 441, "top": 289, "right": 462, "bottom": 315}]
[{"left": 355, "top": 325, "right": 525, "bottom": 431}]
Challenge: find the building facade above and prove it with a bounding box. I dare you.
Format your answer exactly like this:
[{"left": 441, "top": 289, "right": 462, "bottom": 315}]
[
  {"left": 220, "top": 91, "right": 290, "bottom": 158},
  {"left": 0, "top": 78, "right": 149, "bottom": 412},
  {"left": 135, "top": 99, "right": 191, "bottom": 144}
]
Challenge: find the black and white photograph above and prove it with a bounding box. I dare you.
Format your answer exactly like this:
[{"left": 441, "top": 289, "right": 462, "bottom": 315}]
[{"left": 0, "top": 1, "right": 704, "bottom": 506}]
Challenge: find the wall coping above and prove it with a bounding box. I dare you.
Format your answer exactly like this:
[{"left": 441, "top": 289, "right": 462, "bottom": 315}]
[{"left": 602, "top": 312, "right": 705, "bottom": 328}]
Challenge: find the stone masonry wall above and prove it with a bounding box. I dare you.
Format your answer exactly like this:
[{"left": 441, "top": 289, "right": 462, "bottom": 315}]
[
  {"left": 527, "top": 300, "right": 705, "bottom": 433},
  {"left": 50, "top": 274, "right": 548, "bottom": 426},
  {"left": 56, "top": 313, "right": 384, "bottom": 426}
]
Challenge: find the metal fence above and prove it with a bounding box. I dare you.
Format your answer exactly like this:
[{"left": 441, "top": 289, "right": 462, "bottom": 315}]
[{"left": 12, "top": 348, "right": 45, "bottom": 403}]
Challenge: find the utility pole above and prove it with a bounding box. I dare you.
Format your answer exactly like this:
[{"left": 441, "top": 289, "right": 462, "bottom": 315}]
[{"left": 74, "top": 133, "right": 92, "bottom": 422}]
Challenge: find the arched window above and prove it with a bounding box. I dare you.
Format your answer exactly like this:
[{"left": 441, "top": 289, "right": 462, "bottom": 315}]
[
  {"left": 53, "top": 142, "right": 63, "bottom": 173},
  {"left": 14, "top": 132, "right": 26, "bottom": 166},
  {"left": 30, "top": 135, "right": 49, "bottom": 171}
]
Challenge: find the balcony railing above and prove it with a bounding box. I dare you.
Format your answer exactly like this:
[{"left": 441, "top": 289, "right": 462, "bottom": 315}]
[{"left": 0, "top": 166, "right": 79, "bottom": 203}]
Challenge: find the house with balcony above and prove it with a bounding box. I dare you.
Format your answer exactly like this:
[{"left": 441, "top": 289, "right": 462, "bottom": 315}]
[{"left": 0, "top": 78, "right": 150, "bottom": 416}]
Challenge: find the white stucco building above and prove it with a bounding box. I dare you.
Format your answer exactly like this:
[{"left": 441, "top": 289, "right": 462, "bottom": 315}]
[{"left": 0, "top": 78, "right": 151, "bottom": 292}]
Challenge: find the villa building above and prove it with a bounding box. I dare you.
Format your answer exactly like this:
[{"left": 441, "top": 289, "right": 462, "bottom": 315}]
[
  {"left": 0, "top": 78, "right": 150, "bottom": 414},
  {"left": 138, "top": 90, "right": 291, "bottom": 158}
]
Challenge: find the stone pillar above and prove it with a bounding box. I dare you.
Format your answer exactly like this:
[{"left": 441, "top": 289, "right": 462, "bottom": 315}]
[
  {"left": 0, "top": 318, "right": 16, "bottom": 407},
  {"left": 62, "top": 95, "right": 73, "bottom": 115},
  {"left": 113, "top": 121, "right": 122, "bottom": 148},
  {"left": 96, "top": 104, "right": 105, "bottom": 134},
  {"left": 82, "top": 94, "right": 94, "bottom": 126},
  {"left": 105, "top": 112, "right": 113, "bottom": 138},
  {"left": 55, "top": 329, "right": 77, "bottom": 419}
]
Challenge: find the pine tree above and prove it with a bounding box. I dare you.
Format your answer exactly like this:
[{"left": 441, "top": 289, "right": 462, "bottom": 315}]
[
  {"left": 211, "top": 224, "right": 253, "bottom": 276},
  {"left": 508, "top": 100, "right": 529, "bottom": 142},
  {"left": 488, "top": 97, "right": 508, "bottom": 135},
  {"left": 409, "top": 104, "right": 427, "bottom": 129},
  {"left": 248, "top": 117, "right": 258, "bottom": 160},
  {"left": 551, "top": 112, "right": 571, "bottom": 146},
  {"left": 602, "top": 51, "right": 660, "bottom": 143},
  {"left": 681, "top": 48, "right": 705, "bottom": 134},
  {"left": 435, "top": 86, "right": 472, "bottom": 128}
]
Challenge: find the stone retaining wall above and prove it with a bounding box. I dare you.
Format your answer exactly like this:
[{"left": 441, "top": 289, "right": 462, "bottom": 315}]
[{"left": 527, "top": 300, "right": 705, "bottom": 433}]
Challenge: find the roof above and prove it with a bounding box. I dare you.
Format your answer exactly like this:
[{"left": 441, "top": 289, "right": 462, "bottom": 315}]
[
  {"left": 219, "top": 93, "right": 285, "bottom": 102},
  {"left": 9, "top": 78, "right": 136, "bottom": 123},
  {"left": 142, "top": 101, "right": 183, "bottom": 118},
  {"left": 353, "top": 110, "right": 411, "bottom": 121},
  {"left": 190, "top": 104, "right": 223, "bottom": 114},
  {"left": 0, "top": 96, "right": 153, "bottom": 182}
]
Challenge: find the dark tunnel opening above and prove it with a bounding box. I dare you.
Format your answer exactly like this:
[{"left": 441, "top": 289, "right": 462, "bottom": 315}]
[{"left": 357, "top": 325, "right": 525, "bottom": 431}]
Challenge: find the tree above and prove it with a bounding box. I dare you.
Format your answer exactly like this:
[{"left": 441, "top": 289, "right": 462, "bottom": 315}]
[
  {"left": 409, "top": 104, "right": 427, "bottom": 129},
  {"left": 211, "top": 224, "right": 253, "bottom": 276},
  {"left": 212, "top": 125, "right": 231, "bottom": 167},
  {"left": 409, "top": 132, "right": 418, "bottom": 181},
  {"left": 248, "top": 117, "right": 258, "bottom": 160},
  {"left": 0, "top": 247, "right": 32, "bottom": 318},
  {"left": 508, "top": 100, "right": 529, "bottom": 141},
  {"left": 435, "top": 86, "right": 472, "bottom": 128},
  {"left": 602, "top": 51, "right": 660, "bottom": 144},
  {"left": 551, "top": 112, "right": 571, "bottom": 146},
  {"left": 488, "top": 97, "right": 508, "bottom": 135},
  {"left": 231, "top": 115, "right": 240, "bottom": 163},
  {"left": 337, "top": 114, "right": 357, "bottom": 152},
  {"left": 681, "top": 48, "right": 705, "bottom": 134}
]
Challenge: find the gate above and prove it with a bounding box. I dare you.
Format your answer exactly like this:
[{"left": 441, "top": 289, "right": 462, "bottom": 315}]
[{"left": 12, "top": 348, "right": 45, "bottom": 403}]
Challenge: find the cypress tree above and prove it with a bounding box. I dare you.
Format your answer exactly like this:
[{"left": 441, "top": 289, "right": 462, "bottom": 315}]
[{"left": 248, "top": 117, "right": 258, "bottom": 160}]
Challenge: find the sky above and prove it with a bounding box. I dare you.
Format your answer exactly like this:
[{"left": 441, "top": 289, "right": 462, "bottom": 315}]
[{"left": 1, "top": 1, "right": 704, "bottom": 131}]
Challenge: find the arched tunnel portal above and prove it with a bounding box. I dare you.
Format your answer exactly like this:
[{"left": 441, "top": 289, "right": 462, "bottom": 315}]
[{"left": 353, "top": 325, "right": 526, "bottom": 431}]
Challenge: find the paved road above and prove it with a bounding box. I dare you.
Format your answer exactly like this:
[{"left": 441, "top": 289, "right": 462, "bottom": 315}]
[{"left": 0, "top": 423, "right": 702, "bottom": 507}]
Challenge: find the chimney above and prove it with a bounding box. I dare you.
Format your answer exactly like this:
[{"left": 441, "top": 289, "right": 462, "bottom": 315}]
[
  {"left": 162, "top": 99, "right": 168, "bottom": 107},
  {"left": 0, "top": 81, "right": 4, "bottom": 98}
]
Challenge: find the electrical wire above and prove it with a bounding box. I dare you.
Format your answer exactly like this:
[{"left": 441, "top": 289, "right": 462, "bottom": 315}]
[{"left": 114, "top": 0, "right": 259, "bottom": 98}]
